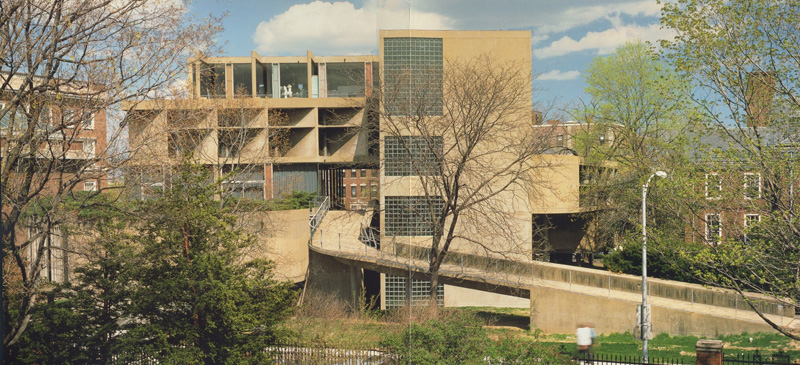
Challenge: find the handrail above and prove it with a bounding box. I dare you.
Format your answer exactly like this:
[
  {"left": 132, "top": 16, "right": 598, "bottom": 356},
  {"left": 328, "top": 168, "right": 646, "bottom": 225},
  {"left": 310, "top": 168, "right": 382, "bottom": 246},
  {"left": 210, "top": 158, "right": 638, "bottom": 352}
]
[{"left": 308, "top": 196, "right": 329, "bottom": 240}]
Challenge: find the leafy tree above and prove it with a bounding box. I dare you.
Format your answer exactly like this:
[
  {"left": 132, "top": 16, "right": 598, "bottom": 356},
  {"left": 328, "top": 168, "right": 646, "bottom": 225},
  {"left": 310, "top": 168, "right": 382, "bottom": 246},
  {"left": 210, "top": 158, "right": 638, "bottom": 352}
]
[
  {"left": 123, "top": 161, "right": 295, "bottom": 364},
  {"left": 0, "top": 0, "right": 223, "bottom": 350},
  {"left": 10, "top": 161, "right": 295, "bottom": 363},
  {"left": 660, "top": 0, "right": 800, "bottom": 338},
  {"left": 573, "top": 40, "right": 700, "bottom": 251}
]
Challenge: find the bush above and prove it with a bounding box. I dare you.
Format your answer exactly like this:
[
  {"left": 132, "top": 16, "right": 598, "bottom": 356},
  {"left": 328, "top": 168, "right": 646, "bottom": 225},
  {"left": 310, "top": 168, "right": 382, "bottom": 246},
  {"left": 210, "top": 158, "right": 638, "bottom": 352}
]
[
  {"left": 266, "top": 191, "right": 317, "bottom": 210},
  {"left": 603, "top": 239, "right": 698, "bottom": 283}
]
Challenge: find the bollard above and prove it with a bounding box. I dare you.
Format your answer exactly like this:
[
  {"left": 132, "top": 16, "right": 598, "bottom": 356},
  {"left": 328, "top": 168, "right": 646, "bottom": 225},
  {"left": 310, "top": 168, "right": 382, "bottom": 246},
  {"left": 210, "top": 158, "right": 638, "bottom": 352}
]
[{"left": 695, "top": 339, "right": 723, "bottom": 365}]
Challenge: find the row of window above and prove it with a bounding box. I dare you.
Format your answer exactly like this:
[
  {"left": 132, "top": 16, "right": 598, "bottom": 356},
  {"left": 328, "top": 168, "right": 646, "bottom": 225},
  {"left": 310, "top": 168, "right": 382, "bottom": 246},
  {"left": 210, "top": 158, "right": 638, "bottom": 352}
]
[
  {"left": 704, "top": 212, "right": 761, "bottom": 245},
  {"left": 0, "top": 101, "right": 95, "bottom": 130},
  {"left": 348, "top": 168, "right": 378, "bottom": 179},
  {"left": 344, "top": 184, "right": 378, "bottom": 199},
  {"left": 196, "top": 61, "right": 378, "bottom": 99},
  {"left": 705, "top": 172, "right": 762, "bottom": 199}
]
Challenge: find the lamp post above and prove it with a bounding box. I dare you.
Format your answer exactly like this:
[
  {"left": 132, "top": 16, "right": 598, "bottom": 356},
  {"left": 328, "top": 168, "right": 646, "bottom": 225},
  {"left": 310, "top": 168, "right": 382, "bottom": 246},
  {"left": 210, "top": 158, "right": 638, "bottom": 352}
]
[{"left": 642, "top": 170, "right": 667, "bottom": 364}]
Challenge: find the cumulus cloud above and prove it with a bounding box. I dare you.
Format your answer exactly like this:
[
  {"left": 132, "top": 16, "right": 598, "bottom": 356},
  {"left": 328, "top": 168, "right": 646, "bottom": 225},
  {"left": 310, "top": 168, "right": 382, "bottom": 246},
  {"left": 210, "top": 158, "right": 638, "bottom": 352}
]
[
  {"left": 533, "top": 1, "right": 661, "bottom": 35},
  {"left": 536, "top": 70, "right": 580, "bottom": 81},
  {"left": 253, "top": 1, "right": 452, "bottom": 56},
  {"left": 533, "top": 23, "right": 675, "bottom": 58}
]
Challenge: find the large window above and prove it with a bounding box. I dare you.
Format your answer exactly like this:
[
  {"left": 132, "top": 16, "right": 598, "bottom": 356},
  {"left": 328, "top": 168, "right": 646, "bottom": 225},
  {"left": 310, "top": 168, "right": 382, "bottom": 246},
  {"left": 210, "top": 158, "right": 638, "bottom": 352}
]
[
  {"left": 384, "top": 37, "right": 443, "bottom": 116},
  {"left": 279, "top": 63, "right": 307, "bottom": 98},
  {"left": 743, "top": 213, "right": 760, "bottom": 243},
  {"left": 232, "top": 63, "right": 252, "bottom": 97},
  {"left": 385, "top": 196, "right": 444, "bottom": 236},
  {"left": 256, "top": 62, "right": 273, "bottom": 97},
  {"left": 200, "top": 64, "right": 225, "bottom": 98},
  {"left": 705, "top": 213, "right": 722, "bottom": 245},
  {"left": 743, "top": 172, "right": 761, "bottom": 199},
  {"left": 222, "top": 165, "right": 265, "bottom": 200},
  {"left": 385, "top": 136, "right": 442, "bottom": 176},
  {"left": 326, "top": 62, "right": 365, "bottom": 97}
]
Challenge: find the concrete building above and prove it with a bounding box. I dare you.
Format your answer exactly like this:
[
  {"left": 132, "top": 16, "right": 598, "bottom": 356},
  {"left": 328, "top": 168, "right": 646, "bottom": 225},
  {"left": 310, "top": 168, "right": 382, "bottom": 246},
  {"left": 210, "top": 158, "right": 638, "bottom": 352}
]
[{"left": 126, "top": 30, "right": 598, "bottom": 309}]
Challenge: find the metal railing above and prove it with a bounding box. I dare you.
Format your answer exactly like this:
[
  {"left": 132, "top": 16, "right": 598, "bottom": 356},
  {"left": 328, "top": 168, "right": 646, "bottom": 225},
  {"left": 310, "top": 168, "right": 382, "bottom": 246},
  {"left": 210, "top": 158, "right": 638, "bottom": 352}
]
[{"left": 308, "top": 195, "right": 330, "bottom": 240}]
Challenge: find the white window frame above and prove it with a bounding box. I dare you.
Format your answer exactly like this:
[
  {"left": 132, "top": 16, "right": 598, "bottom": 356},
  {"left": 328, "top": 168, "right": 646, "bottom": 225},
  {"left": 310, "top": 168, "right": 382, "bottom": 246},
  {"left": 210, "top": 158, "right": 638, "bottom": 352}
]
[
  {"left": 743, "top": 213, "right": 761, "bottom": 243},
  {"left": 350, "top": 184, "right": 357, "bottom": 198},
  {"left": 82, "top": 139, "right": 96, "bottom": 158},
  {"left": 84, "top": 180, "right": 97, "bottom": 192},
  {"left": 83, "top": 112, "right": 95, "bottom": 130},
  {"left": 705, "top": 173, "right": 721, "bottom": 199},
  {"left": 705, "top": 213, "right": 722, "bottom": 245},
  {"left": 743, "top": 172, "right": 762, "bottom": 200}
]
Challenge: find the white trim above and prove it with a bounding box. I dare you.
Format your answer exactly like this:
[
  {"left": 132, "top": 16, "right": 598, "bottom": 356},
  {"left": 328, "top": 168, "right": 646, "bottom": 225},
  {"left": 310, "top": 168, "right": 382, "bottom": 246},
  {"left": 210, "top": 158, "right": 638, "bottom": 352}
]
[
  {"left": 705, "top": 173, "right": 721, "bottom": 199},
  {"left": 743, "top": 172, "right": 762, "bottom": 199},
  {"left": 705, "top": 213, "right": 722, "bottom": 245}
]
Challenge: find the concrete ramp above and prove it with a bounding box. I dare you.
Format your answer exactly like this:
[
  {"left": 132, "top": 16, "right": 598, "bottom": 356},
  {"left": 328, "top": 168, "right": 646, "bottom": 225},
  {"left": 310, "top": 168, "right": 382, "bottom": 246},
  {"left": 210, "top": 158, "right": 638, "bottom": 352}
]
[{"left": 308, "top": 224, "right": 793, "bottom": 337}]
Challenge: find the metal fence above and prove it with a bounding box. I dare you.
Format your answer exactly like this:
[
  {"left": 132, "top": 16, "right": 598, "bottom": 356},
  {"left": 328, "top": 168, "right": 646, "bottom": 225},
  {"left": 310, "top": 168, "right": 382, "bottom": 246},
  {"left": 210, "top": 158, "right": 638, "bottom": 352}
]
[
  {"left": 724, "top": 349, "right": 794, "bottom": 364},
  {"left": 267, "top": 346, "right": 396, "bottom": 364},
  {"left": 573, "top": 353, "right": 691, "bottom": 365}
]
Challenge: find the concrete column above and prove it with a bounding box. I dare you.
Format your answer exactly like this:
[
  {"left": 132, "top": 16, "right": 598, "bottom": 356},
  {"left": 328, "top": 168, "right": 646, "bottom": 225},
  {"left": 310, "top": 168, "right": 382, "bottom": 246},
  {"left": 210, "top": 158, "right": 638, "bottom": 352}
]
[{"left": 695, "top": 339, "right": 723, "bottom": 365}]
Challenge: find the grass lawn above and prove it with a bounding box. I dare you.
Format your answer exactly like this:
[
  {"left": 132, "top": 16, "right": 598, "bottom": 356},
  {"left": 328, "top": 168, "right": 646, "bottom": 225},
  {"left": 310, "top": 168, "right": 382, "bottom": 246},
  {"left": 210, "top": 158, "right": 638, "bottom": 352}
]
[{"left": 280, "top": 304, "right": 800, "bottom": 362}]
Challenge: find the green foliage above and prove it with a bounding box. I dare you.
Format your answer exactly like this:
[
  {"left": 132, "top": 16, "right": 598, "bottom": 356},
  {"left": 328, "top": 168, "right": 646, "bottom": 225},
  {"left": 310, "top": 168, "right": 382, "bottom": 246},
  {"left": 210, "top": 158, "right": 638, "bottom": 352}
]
[
  {"left": 11, "top": 160, "right": 296, "bottom": 364},
  {"left": 266, "top": 190, "right": 316, "bottom": 210},
  {"left": 602, "top": 239, "right": 697, "bottom": 283},
  {"left": 573, "top": 40, "right": 701, "bottom": 250},
  {"left": 382, "top": 312, "right": 488, "bottom": 364},
  {"left": 381, "top": 311, "right": 568, "bottom": 364}
]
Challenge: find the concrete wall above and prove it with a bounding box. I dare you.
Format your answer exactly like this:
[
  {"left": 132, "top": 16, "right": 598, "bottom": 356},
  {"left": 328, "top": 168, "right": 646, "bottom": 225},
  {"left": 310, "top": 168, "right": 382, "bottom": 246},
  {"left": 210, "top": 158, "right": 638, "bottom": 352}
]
[
  {"left": 530, "top": 285, "right": 777, "bottom": 336},
  {"left": 240, "top": 209, "right": 311, "bottom": 283},
  {"left": 444, "top": 285, "right": 529, "bottom": 308},
  {"left": 307, "top": 249, "right": 363, "bottom": 308}
]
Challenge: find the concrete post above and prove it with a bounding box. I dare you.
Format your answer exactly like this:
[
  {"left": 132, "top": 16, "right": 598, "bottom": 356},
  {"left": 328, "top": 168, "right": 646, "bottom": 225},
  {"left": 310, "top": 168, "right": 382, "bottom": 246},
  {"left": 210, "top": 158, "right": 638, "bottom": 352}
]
[{"left": 696, "top": 339, "right": 723, "bottom": 365}]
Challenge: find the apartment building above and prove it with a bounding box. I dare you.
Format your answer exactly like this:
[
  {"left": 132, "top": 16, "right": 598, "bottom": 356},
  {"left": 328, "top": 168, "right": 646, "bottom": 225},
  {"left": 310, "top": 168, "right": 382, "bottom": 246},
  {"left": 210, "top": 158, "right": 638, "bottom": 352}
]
[{"left": 1, "top": 73, "right": 108, "bottom": 284}]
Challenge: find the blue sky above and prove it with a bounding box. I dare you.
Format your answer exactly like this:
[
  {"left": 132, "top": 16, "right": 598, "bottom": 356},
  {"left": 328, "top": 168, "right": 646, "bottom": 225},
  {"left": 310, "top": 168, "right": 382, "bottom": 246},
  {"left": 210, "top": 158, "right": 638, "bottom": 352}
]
[{"left": 187, "top": 0, "right": 671, "bottom": 115}]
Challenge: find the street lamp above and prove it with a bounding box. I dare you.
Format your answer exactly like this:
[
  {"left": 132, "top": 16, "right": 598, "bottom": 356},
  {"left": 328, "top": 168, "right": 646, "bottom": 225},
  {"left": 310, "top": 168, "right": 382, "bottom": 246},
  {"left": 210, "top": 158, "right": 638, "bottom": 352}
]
[{"left": 642, "top": 170, "right": 666, "bottom": 363}]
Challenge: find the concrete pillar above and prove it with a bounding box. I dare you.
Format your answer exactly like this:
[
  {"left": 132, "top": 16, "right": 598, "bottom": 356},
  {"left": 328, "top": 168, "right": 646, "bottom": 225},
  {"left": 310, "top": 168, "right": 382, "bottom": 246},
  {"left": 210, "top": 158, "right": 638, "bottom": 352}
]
[{"left": 696, "top": 339, "right": 723, "bottom": 365}]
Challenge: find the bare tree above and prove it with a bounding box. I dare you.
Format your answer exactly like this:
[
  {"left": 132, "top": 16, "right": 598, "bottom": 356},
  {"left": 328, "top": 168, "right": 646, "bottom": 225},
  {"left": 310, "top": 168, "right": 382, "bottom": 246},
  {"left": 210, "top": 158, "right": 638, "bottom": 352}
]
[
  {"left": 380, "top": 54, "right": 552, "bottom": 306},
  {"left": 0, "top": 0, "right": 221, "bottom": 348}
]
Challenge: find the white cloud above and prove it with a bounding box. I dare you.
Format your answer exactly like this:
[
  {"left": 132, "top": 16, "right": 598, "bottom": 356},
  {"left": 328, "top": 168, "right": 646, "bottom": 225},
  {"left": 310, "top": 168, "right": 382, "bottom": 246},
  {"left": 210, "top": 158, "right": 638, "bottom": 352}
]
[
  {"left": 253, "top": 1, "right": 452, "bottom": 56},
  {"left": 536, "top": 70, "right": 580, "bottom": 81},
  {"left": 533, "top": 23, "right": 675, "bottom": 58},
  {"left": 534, "top": 1, "right": 661, "bottom": 35}
]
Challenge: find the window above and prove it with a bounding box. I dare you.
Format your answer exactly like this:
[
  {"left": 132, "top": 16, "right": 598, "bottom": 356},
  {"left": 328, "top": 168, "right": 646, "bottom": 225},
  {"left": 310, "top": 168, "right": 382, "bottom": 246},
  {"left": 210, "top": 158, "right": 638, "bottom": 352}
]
[
  {"left": 743, "top": 172, "right": 761, "bottom": 199},
  {"left": 232, "top": 63, "right": 252, "bottom": 97},
  {"left": 200, "top": 63, "right": 226, "bottom": 98},
  {"left": 372, "top": 169, "right": 378, "bottom": 178},
  {"left": 384, "top": 275, "right": 443, "bottom": 309},
  {"left": 221, "top": 164, "right": 265, "bottom": 200},
  {"left": 556, "top": 135, "right": 564, "bottom": 147},
  {"left": 705, "top": 173, "right": 721, "bottom": 199},
  {"left": 744, "top": 213, "right": 760, "bottom": 243},
  {"left": 351, "top": 185, "right": 357, "bottom": 198},
  {"left": 705, "top": 213, "right": 722, "bottom": 245},
  {"left": 385, "top": 196, "right": 444, "bottom": 236},
  {"left": 384, "top": 37, "right": 443, "bottom": 116},
  {"left": 360, "top": 184, "right": 368, "bottom": 197},
  {"left": 385, "top": 136, "right": 443, "bottom": 176},
  {"left": 84, "top": 180, "right": 97, "bottom": 192},
  {"left": 351, "top": 169, "right": 357, "bottom": 178},
  {"left": 361, "top": 169, "right": 366, "bottom": 178},
  {"left": 83, "top": 112, "right": 95, "bottom": 130},
  {"left": 279, "top": 63, "right": 308, "bottom": 98},
  {"left": 28, "top": 227, "right": 67, "bottom": 283},
  {"left": 371, "top": 184, "right": 378, "bottom": 198},
  {"left": 326, "top": 62, "right": 365, "bottom": 97},
  {"left": 82, "top": 139, "right": 96, "bottom": 158}
]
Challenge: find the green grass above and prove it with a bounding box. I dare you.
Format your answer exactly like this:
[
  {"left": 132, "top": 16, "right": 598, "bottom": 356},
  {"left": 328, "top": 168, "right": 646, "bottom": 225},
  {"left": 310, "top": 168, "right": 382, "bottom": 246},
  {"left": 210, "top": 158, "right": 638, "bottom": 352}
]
[{"left": 281, "top": 305, "right": 800, "bottom": 362}]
